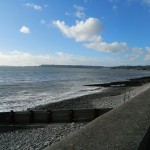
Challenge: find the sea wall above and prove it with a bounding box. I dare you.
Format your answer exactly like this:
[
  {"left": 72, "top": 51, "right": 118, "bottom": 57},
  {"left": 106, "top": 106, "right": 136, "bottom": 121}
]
[{"left": 46, "top": 86, "right": 150, "bottom": 150}]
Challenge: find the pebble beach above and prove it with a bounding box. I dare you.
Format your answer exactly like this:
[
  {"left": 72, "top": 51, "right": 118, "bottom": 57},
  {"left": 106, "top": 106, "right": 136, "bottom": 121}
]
[{"left": 0, "top": 83, "right": 150, "bottom": 150}]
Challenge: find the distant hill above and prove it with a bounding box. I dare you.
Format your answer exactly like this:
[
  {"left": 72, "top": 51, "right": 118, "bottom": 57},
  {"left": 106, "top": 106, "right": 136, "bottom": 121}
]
[{"left": 111, "top": 66, "right": 150, "bottom": 70}]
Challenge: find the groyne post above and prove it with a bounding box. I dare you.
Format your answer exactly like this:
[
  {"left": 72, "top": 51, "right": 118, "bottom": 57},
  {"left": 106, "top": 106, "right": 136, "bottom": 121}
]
[{"left": 10, "top": 110, "right": 14, "bottom": 124}]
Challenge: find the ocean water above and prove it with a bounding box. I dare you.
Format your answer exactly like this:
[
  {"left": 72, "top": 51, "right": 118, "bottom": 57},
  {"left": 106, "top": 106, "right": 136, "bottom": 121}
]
[{"left": 0, "top": 66, "right": 150, "bottom": 112}]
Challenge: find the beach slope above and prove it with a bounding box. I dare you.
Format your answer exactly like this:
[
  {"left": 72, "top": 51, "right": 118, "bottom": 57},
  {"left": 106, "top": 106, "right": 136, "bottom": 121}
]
[{"left": 46, "top": 86, "right": 150, "bottom": 150}]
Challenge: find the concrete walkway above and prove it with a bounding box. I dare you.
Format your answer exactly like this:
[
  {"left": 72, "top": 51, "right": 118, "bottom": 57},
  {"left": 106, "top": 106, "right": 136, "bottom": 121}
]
[{"left": 45, "top": 87, "right": 150, "bottom": 150}]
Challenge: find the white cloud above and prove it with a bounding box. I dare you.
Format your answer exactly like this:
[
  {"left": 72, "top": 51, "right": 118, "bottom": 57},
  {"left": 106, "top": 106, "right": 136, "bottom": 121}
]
[
  {"left": 52, "top": 17, "right": 143, "bottom": 54},
  {"left": 74, "top": 5, "right": 85, "bottom": 12},
  {"left": 40, "top": 19, "right": 46, "bottom": 25},
  {"left": 19, "top": 26, "right": 30, "bottom": 34},
  {"left": 142, "top": 0, "right": 150, "bottom": 5},
  {"left": 144, "top": 47, "right": 150, "bottom": 60},
  {"left": 65, "top": 12, "right": 72, "bottom": 16},
  {"left": 113, "top": 5, "right": 118, "bottom": 11},
  {"left": 108, "top": 0, "right": 114, "bottom": 2},
  {"left": 0, "top": 50, "right": 146, "bottom": 66},
  {"left": 125, "top": 47, "right": 143, "bottom": 60},
  {"left": 53, "top": 17, "right": 144, "bottom": 57},
  {"left": 74, "top": 5, "right": 86, "bottom": 18},
  {"left": 65, "top": 5, "right": 86, "bottom": 19},
  {"left": 25, "top": 3, "right": 42, "bottom": 11},
  {"left": 84, "top": 41, "right": 128, "bottom": 53},
  {"left": 75, "top": 10, "right": 85, "bottom": 18},
  {"left": 0, "top": 51, "right": 53, "bottom": 66},
  {"left": 108, "top": 0, "right": 119, "bottom": 3},
  {"left": 53, "top": 18, "right": 103, "bottom": 42},
  {"left": 43, "top": 4, "right": 48, "bottom": 8},
  {"left": 132, "top": 47, "right": 143, "bottom": 55}
]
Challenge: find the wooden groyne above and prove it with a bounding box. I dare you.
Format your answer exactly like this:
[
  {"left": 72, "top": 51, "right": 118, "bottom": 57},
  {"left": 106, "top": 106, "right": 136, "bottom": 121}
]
[{"left": 0, "top": 108, "right": 112, "bottom": 124}]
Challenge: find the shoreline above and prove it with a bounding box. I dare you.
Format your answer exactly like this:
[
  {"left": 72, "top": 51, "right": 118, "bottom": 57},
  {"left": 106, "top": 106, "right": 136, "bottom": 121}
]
[
  {"left": 32, "top": 76, "right": 150, "bottom": 111},
  {"left": 1, "top": 77, "right": 150, "bottom": 149},
  {"left": 32, "top": 87, "right": 126, "bottom": 110},
  {"left": 32, "top": 83, "right": 150, "bottom": 111}
]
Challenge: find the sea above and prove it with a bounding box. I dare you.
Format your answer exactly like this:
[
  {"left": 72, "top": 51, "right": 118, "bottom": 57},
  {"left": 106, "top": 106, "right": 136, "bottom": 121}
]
[{"left": 0, "top": 66, "right": 150, "bottom": 112}]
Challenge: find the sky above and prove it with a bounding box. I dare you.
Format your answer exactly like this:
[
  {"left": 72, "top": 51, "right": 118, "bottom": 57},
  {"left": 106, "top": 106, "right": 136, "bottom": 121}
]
[{"left": 0, "top": 0, "right": 150, "bottom": 66}]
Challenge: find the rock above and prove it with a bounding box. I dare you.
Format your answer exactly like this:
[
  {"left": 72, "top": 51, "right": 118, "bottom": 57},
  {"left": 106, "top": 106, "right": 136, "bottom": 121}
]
[{"left": 44, "top": 141, "right": 50, "bottom": 146}]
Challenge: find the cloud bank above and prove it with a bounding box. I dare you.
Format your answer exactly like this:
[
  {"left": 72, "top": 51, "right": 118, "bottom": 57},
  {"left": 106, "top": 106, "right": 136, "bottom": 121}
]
[
  {"left": 0, "top": 51, "right": 119, "bottom": 66},
  {"left": 0, "top": 49, "right": 148, "bottom": 66}
]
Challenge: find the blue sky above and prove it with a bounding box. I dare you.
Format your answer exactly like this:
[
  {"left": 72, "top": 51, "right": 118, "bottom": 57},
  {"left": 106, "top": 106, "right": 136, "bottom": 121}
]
[{"left": 0, "top": 0, "right": 150, "bottom": 66}]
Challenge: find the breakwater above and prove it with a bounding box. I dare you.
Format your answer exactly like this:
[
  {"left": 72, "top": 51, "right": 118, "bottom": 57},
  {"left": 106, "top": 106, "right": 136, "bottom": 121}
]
[{"left": 86, "top": 76, "right": 150, "bottom": 87}]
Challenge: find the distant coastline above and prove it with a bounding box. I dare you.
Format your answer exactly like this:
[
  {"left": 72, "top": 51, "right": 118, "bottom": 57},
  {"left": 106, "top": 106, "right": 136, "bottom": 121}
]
[
  {"left": 0, "top": 64, "right": 150, "bottom": 70},
  {"left": 39, "top": 64, "right": 150, "bottom": 70},
  {"left": 39, "top": 64, "right": 106, "bottom": 69}
]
